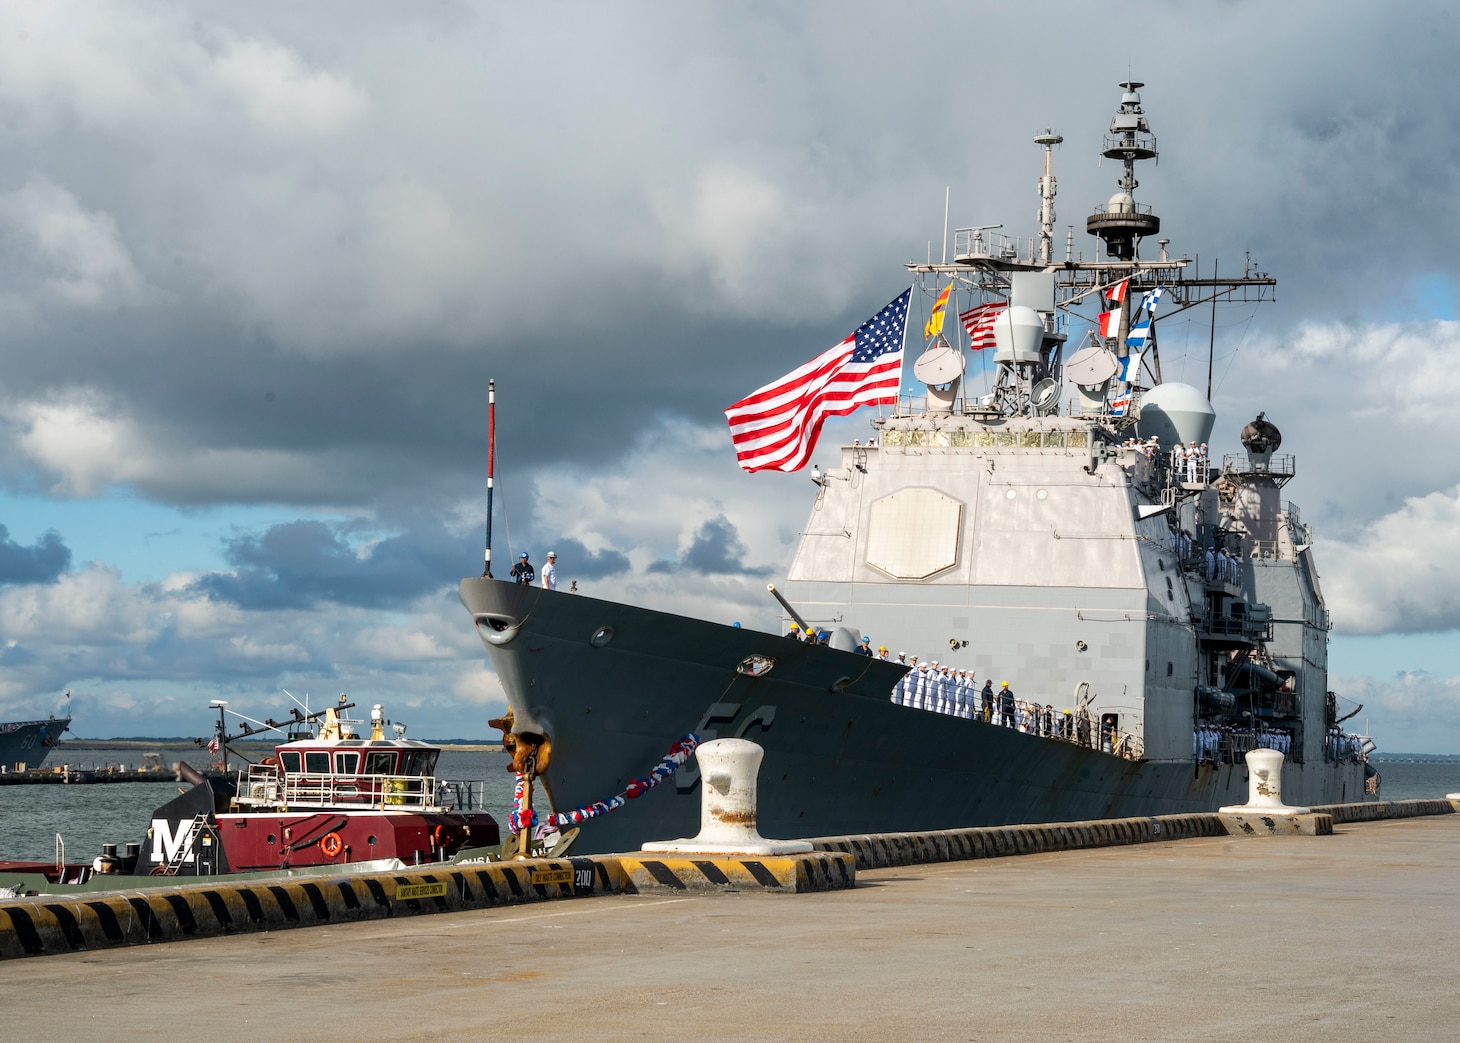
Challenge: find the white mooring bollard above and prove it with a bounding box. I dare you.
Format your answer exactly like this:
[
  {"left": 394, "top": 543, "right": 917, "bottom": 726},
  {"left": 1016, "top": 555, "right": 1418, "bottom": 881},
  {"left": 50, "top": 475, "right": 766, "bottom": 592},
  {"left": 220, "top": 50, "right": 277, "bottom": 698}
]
[
  {"left": 641, "top": 738, "right": 812, "bottom": 855},
  {"left": 1219, "top": 748, "right": 1311, "bottom": 814}
]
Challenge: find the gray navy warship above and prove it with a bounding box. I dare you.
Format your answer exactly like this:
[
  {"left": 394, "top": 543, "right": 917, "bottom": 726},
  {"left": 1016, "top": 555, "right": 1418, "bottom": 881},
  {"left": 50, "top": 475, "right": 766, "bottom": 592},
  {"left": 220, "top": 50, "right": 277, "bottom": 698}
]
[
  {"left": 0, "top": 714, "right": 69, "bottom": 771},
  {"left": 460, "top": 82, "right": 1376, "bottom": 855}
]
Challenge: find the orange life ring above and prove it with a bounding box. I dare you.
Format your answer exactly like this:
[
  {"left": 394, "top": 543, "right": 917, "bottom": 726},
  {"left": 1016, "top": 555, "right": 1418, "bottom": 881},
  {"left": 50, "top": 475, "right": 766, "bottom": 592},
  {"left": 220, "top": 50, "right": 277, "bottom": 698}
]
[
  {"left": 319, "top": 832, "right": 344, "bottom": 857},
  {"left": 432, "top": 825, "right": 449, "bottom": 848}
]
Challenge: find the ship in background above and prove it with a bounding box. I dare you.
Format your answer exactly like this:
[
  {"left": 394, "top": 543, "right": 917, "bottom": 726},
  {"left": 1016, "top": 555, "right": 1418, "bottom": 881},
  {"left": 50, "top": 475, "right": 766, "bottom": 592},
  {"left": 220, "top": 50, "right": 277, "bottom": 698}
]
[
  {"left": 0, "top": 699, "right": 70, "bottom": 772},
  {"left": 460, "top": 82, "right": 1376, "bottom": 855}
]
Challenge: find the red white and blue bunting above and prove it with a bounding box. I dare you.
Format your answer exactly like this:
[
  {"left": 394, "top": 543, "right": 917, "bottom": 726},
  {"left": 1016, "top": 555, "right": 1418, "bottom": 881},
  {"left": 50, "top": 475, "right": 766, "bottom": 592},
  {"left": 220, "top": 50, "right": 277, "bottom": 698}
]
[{"left": 506, "top": 734, "right": 700, "bottom": 835}]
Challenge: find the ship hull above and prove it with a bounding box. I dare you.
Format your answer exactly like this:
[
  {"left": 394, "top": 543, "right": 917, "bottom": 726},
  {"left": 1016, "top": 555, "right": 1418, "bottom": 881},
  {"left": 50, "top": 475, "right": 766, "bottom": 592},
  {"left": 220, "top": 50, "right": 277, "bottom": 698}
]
[
  {"left": 460, "top": 578, "right": 1365, "bottom": 854},
  {"left": 0, "top": 717, "right": 70, "bottom": 771}
]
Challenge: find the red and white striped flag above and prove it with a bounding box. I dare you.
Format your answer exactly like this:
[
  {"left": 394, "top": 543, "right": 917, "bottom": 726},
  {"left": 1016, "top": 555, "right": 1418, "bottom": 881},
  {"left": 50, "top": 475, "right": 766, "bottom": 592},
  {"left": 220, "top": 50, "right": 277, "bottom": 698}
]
[
  {"left": 1097, "top": 308, "right": 1121, "bottom": 338},
  {"left": 1103, "top": 279, "right": 1129, "bottom": 304},
  {"left": 959, "top": 301, "right": 1007, "bottom": 350},
  {"left": 207, "top": 735, "right": 220, "bottom": 754},
  {"left": 726, "top": 289, "right": 910, "bottom": 473}
]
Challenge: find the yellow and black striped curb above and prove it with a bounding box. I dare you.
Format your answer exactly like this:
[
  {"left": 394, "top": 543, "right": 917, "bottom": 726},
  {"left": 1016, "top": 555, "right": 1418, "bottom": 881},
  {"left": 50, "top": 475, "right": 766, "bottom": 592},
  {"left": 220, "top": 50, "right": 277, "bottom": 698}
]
[
  {"left": 613, "top": 851, "right": 854, "bottom": 894},
  {"left": 0, "top": 858, "right": 612, "bottom": 960},
  {"left": 0, "top": 849, "right": 855, "bottom": 960},
  {"left": 1310, "top": 799, "right": 1456, "bottom": 824},
  {"left": 807, "top": 813, "right": 1227, "bottom": 871},
  {"left": 1219, "top": 812, "right": 1333, "bottom": 836}
]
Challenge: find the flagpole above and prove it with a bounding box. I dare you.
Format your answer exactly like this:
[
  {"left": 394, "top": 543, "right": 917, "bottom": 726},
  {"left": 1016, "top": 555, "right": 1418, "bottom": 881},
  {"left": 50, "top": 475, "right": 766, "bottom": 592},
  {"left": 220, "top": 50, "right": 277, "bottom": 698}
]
[
  {"left": 483, "top": 379, "right": 496, "bottom": 578},
  {"left": 894, "top": 285, "right": 913, "bottom": 419},
  {"left": 1206, "top": 259, "right": 1218, "bottom": 400},
  {"left": 942, "top": 187, "right": 950, "bottom": 266}
]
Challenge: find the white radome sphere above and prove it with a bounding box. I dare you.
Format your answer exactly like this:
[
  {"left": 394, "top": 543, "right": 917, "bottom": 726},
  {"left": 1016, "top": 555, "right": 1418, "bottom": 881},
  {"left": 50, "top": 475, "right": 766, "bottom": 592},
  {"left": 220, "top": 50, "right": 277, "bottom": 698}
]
[{"left": 1133, "top": 382, "right": 1215, "bottom": 448}]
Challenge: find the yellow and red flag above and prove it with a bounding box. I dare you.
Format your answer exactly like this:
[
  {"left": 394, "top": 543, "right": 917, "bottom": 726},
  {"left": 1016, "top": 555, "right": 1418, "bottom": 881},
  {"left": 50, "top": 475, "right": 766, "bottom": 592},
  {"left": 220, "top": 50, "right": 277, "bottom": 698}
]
[{"left": 924, "top": 282, "right": 953, "bottom": 340}]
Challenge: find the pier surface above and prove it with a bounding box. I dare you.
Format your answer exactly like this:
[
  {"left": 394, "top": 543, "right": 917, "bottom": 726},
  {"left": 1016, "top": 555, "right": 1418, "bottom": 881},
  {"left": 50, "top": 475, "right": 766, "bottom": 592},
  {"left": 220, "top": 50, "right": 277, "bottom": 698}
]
[{"left": 8, "top": 815, "right": 1458, "bottom": 1041}]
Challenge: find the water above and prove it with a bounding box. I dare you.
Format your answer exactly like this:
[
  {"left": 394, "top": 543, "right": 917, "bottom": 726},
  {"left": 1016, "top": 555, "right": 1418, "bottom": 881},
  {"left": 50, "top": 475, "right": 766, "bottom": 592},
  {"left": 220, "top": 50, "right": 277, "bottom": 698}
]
[
  {"left": 0, "top": 750, "right": 520, "bottom": 864},
  {"left": 2, "top": 756, "right": 1457, "bottom": 865}
]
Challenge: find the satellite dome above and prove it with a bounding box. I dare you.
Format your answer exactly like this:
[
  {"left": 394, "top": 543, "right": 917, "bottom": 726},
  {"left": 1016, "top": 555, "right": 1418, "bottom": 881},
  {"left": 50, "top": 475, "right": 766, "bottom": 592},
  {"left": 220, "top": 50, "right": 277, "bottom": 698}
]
[
  {"left": 991, "top": 305, "right": 1044, "bottom": 363},
  {"left": 1107, "top": 191, "right": 1135, "bottom": 214},
  {"left": 1240, "top": 412, "right": 1282, "bottom": 455},
  {"left": 1132, "top": 382, "right": 1215, "bottom": 448}
]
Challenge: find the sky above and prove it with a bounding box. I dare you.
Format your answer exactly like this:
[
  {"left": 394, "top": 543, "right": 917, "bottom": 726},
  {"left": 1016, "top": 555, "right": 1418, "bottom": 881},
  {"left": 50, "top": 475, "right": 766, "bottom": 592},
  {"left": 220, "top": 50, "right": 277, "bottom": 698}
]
[{"left": 1, "top": 0, "right": 1459, "bottom": 752}]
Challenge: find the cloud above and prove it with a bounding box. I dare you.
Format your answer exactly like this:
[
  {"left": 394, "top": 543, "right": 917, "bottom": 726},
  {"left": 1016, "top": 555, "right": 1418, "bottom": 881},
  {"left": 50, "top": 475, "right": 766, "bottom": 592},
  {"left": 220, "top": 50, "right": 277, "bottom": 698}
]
[
  {"left": 1332, "top": 670, "right": 1460, "bottom": 755},
  {"left": 0, "top": 177, "right": 145, "bottom": 317},
  {"left": 193, "top": 518, "right": 471, "bottom": 610},
  {"left": 649, "top": 514, "right": 774, "bottom": 577},
  {"left": 211, "top": 38, "right": 366, "bottom": 136},
  {"left": 0, "top": 524, "right": 70, "bottom": 584},
  {"left": 1321, "top": 484, "right": 1460, "bottom": 636}
]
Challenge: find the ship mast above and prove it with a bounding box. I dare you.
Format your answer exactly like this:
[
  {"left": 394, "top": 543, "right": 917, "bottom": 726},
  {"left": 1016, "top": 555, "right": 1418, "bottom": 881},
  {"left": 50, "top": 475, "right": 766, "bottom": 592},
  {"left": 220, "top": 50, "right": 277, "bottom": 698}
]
[
  {"left": 1086, "top": 81, "right": 1161, "bottom": 395},
  {"left": 904, "top": 82, "right": 1277, "bottom": 423}
]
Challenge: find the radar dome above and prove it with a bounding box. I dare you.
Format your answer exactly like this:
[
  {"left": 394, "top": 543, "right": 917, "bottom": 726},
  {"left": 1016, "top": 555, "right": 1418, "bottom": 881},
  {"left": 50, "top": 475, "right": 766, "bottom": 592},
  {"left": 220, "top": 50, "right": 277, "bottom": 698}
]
[
  {"left": 991, "top": 306, "right": 1044, "bottom": 363},
  {"left": 1240, "top": 412, "right": 1282, "bottom": 455},
  {"left": 1107, "top": 192, "right": 1135, "bottom": 214},
  {"left": 1132, "top": 382, "right": 1215, "bottom": 448}
]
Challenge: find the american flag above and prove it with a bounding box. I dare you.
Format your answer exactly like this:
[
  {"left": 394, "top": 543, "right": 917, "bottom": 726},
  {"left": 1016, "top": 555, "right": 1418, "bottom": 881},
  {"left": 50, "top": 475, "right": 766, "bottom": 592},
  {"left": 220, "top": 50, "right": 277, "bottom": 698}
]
[
  {"left": 207, "top": 735, "right": 220, "bottom": 754},
  {"left": 959, "top": 301, "right": 1007, "bottom": 350},
  {"left": 725, "top": 289, "right": 910, "bottom": 473}
]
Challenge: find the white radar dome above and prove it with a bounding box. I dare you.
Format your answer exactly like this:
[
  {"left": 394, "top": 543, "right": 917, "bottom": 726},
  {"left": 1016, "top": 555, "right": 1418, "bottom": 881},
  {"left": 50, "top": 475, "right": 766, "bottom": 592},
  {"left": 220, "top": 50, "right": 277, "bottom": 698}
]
[
  {"left": 992, "top": 305, "right": 1044, "bottom": 363},
  {"left": 1107, "top": 191, "right": 1135, "bottom": 214},
  {"left": 1132, "top": 382, "right": 1215, "bottom": 448}
]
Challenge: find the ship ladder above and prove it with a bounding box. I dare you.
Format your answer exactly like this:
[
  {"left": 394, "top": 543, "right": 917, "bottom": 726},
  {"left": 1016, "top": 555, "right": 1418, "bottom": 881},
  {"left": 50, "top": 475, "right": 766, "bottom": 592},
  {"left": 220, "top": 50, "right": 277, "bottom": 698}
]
[{"left": 162, "top": 813, "right": 212, "bottom": 875}]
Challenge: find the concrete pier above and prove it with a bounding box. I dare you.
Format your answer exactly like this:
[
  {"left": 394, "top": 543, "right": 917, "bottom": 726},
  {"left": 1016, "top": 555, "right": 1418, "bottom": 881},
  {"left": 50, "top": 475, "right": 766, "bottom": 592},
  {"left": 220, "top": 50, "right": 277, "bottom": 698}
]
[{"left": 3, "top": 813, "right": 1457, "bottom": 1040}]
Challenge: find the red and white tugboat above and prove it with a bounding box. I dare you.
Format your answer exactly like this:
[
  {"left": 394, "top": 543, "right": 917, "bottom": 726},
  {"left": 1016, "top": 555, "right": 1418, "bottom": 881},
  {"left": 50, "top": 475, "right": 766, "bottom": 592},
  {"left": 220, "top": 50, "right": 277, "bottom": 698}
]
[{"left": 210, "top": 699, "right": 500, "bottom": 872}]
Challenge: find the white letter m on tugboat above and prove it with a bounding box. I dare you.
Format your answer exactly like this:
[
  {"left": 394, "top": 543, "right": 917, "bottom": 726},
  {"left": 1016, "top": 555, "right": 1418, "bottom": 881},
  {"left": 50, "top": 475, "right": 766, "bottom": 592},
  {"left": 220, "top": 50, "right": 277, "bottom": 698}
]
[{"left": 150, "top": 818, "right": 195, "bottom": 865}]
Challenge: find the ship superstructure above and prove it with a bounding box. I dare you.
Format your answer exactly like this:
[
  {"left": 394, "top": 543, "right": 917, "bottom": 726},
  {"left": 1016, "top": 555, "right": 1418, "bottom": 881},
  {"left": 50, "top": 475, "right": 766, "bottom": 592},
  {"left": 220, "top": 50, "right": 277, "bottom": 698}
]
[{"left": 460, "top": 83, "right": 1373, "bottom": 855}]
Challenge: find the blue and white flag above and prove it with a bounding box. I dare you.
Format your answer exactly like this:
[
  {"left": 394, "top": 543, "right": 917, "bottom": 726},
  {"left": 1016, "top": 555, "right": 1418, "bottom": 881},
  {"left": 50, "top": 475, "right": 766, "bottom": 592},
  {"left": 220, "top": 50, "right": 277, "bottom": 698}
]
[
  {"left": 1139, "top": 286, "right": 1164, "bottom": 316},
  {"left": 1125, "top": 318, "right": 1151, "bottom": 348},
  {"left": 1117, "top": 350, "right": 1143, "bottom": 385}
]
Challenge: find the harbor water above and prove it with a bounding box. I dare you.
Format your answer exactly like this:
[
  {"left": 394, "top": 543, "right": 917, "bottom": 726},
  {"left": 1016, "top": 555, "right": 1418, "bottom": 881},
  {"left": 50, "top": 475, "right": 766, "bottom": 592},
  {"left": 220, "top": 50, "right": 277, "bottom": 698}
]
[{"left": 0, "top": 753, "right": 1455, "bottom": 864}]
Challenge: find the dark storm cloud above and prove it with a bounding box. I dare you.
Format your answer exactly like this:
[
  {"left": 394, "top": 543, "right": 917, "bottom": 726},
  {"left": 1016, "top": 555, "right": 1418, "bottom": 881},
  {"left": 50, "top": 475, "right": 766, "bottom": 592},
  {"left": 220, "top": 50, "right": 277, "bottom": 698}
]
[
  {"left": 5, "top": 2, "right": 1456, "bottom": 519},
  {"left": 522, "top": 537, "right": 629, "bottom": 580},
  {"left": 193, "top": 518, "right": 470, "bottom": 609},
  {"left": 2, "top": 18, "right": 1443, "bottom": 536},
  {"left": 0, "top": 524, "right": 70, "bottom": 584},
  {"left": 649, "top": 514, "right": 773, "bottom": 577}
]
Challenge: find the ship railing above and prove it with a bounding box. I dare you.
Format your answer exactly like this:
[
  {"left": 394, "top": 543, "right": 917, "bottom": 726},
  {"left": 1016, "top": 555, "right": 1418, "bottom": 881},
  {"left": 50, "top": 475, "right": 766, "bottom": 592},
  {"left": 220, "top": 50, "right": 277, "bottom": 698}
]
[
  {"left": 893, "top": 694, "right": 1145, "bottom": 760},
  {"left": 1244, "top": 539, "right": 1289, "bottom": 562},
  {"left": 952, "top": 227, "right": 1042, "bottom": 265},
  {"left": 1088, "top": 194, "right": 1157, "bottom": 218},
  {"left": 1201, "top": 616, "right": 1270, "bottom": 641},
  {"left": 1222, "top": 453, "right": 1295, "bottom": 478},
  {"left": 1196, "top": 728, "right": 1303, "bottom": 766},
  {"left": 237, "top": 765, "right": 449, "bottom": 812}
]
